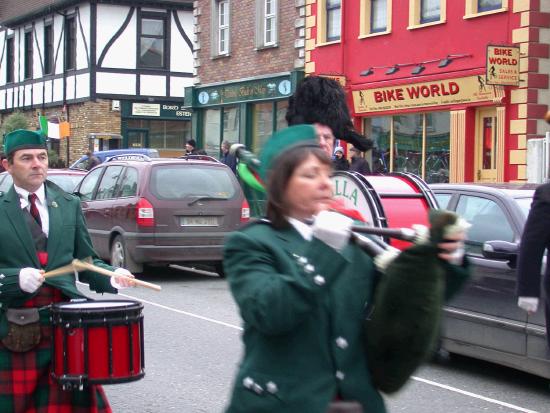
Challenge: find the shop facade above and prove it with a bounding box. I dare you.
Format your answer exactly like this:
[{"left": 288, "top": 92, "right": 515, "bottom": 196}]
[
  {"left": 305, "top": 0, "right": 549, "bottom": 183},
  {"left": 121, "top": 100, "right": 192, "bottom": 157},
  {"left": 184, "top": 71, "right": 303, "bottom": 156},
  {"left": 191, "top": 1, "right": 308, "bottom": 158}
]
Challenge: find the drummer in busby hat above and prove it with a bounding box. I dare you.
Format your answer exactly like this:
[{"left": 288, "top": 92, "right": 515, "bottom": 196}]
[
  {"left": 222, "top": 124, "right": 470, "bottom": 413},
  {"left": 0, "top": 129, "right": 135, "bottom": 413}
]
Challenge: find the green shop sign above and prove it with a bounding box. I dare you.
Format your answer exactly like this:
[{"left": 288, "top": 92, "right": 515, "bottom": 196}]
[
  {"left": 190, "top": 75, "right": 293, "bottom": 107},
  {"left": 122, "top": 101, "right": 192, "bottom": 120}
]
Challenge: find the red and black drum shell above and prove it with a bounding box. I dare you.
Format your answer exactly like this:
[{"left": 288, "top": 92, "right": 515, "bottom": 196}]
[{"left": 51, "top": 300, "right": 145, "bottom": 386}]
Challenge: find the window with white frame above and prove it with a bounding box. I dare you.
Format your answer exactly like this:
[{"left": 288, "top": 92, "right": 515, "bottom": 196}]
[
  {"left": 465, "top": 0, "right": 506, "bottom": 18},
  {"left": 326, "top": 0, "right": 341, "bottom": 41},
  {"left": 360, "top": 0, "right": 392, "bottom": 37},
  {"left": 420, "top": 0, "right": 440, "bottom": 23},
  {"left": 478, "top": 0, "right": 502, "bottom": 12},
  {"left": 371, "top": 0, "right": 388, "bottom": 33},
  {"left": 409, "top": 0, "right": 445, "bottom": 28},
  {"left": 264, "top": 0, "right": 277, "bottom": 46},
  {"left": 218, "top": 0, "right": 230, "bottom": 55},
  {"left": 256, "top": 0, "right": 278, "bottom": 48}
]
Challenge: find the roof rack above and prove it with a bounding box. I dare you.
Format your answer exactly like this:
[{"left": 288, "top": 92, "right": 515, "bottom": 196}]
[
  {"left": 178, "top": 154, "right": 221, "bottom": 163},
  {"left": 107, "top": 154, "right": 152, "bottom": 162}
]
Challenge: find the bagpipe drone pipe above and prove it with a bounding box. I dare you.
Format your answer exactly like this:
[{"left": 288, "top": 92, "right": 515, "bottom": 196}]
[{"left": 231, "top": 144, "right": 471, "bottom": 393}]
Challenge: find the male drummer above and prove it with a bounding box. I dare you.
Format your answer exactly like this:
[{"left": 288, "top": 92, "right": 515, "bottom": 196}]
[{"left": 0, "top": 129, "right": 135, "bottom": 413}]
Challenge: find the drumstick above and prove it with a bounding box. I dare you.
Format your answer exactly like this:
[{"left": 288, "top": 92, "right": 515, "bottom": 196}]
[
  {"left": 72, "top": 259, "right": 162, "bottom": 291},
  {"left": 43, "top": 262, "right": 77, "bottom": 278}
]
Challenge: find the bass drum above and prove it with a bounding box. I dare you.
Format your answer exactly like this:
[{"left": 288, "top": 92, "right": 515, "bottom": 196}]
[{"left": 332, "top": 172, "right": 438, "bottom": 250}]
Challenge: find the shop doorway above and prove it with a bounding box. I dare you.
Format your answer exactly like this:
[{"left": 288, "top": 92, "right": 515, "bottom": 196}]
[
  {"left": 127, "top": 129, "right": 149, "bottom": 148},
  {"left": 475, "top": 107, "right": 498, "bottom": 182}
]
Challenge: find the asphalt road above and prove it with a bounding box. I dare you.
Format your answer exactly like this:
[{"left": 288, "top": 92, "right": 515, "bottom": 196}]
[{"left": 79, "top": 267, "right": 550, "bottom": 413}]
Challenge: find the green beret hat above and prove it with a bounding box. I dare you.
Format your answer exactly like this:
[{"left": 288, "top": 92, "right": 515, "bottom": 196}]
[
  {"left": 259, "top": 124, "right": 318, "bottom": 181},
  {"left": 4, "top": 129, "right": 47, "bottom": 156}
]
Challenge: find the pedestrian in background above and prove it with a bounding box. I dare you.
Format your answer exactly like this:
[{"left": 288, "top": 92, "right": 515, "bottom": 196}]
[
  {"left": 349, "top": 146, "right": 371, "bottom": 175},
  {"left": 185, "top": 139, "right": 206, "bottom": 155},
  {"left": 221, "top": 140, "right": 237, "bottom": 174},
  {"left": 85, "top": 150, "right": 100, "bottom": 170},
  {"left": 0, "top": 129, "right": 135, "bottom": 413},
  {"left": 332, "top": 146, "right": 349, "bottom": 171},
  {"left": 516, "top": 181, "right": 550, "bottom": 349}
]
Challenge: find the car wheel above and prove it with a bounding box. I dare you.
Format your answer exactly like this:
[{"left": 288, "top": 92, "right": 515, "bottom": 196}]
[
  {"left": 214, "top": 262, "right": 225, "bottom": 278},
  {"left": 111, "top": 235, "right": 143, "bottom": 274}
]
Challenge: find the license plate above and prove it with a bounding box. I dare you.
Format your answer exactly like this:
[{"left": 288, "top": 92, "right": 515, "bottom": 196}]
[{"left": 181, "top": 216, "right": 219, "bottom": 226}]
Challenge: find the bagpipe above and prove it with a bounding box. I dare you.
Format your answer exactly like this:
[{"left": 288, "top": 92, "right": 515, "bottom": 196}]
[{"left": 232, "top": 143, "right": 471, "bottom": 394}]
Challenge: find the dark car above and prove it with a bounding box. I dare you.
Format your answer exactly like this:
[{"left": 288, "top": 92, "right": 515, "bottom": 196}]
[
  {"left": 70, "top": 148, "right": 160, "bottom": 170},
  {"left": 430, "top": 183, "right": 550, "bottom": 379},
  {"left": 0, "top": 169, "right": 87, "bottom": 193},
  {"left": 73, "top": 154, "right": 249, "bottom": 275}
]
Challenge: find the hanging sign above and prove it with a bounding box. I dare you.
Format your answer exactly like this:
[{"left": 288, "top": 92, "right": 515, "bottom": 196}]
[{"left": 486, "top": 45, "right": 520, "bottom": 86}]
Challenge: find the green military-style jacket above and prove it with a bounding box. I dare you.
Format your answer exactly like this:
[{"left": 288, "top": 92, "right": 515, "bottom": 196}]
[
  {"left": 223, "top": 221, "right": 386, "bottom": 413},
  {"left": 0, "top": 181, "right": 117, "bottom": 337}
]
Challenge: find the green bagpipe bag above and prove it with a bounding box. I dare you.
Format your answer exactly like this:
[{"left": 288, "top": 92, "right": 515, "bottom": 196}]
[{"left": 365, "top": 210, "right": 471, "bottom": 394}]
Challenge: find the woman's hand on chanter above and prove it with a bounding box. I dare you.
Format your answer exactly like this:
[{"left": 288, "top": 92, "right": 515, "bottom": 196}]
[
  {"left": 312, "top": 210, "right": 353, "bottom": 252},
  {"left": 437, "top": 231, "right": 466, "bottom": 265}
]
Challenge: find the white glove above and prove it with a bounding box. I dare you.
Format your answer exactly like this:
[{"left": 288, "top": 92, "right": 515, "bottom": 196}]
[
  {"left": 312, "top": 210, "right": 353, "bottom": 252},
  {"left": 19, "top": 268, "right": 45, "bottom": 293},
  {"left": 518, "top": 297, "right": 539, "bottom": 314},
  {"left": 110, "top": 267, "right": 135, "bottom": 289}
]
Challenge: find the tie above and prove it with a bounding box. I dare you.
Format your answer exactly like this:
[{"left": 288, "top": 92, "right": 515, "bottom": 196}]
[{"left": 28, "top": 193, "right": 42, "bottom": 228}]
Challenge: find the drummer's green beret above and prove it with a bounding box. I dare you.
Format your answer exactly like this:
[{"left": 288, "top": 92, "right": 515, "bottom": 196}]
[
  {"left": 259, "top": 124, "right": 318, "bottom": 181},
  {"left": 4, "top": 129, "right": 47, "bottom": 156}
]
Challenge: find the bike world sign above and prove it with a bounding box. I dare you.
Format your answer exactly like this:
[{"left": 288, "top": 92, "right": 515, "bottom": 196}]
[
  {"left": 486, "top": 45, "right": 520, "bottom": 86},
  {"left": 352, "top": 75, "right": 504, "bottom": 114}
]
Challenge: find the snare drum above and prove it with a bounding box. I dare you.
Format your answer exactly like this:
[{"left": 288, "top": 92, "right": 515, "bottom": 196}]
[{"left": 51, "top": 300, "right": 144, "bottom": 389}]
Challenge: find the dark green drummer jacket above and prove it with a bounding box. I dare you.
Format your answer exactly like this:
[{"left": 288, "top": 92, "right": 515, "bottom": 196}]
[
  {"left": 0, "top": 181, "right": 117, "bottom": 337},
  {"left": 223, "top": 222, "right": 386, "bottom": 413}
]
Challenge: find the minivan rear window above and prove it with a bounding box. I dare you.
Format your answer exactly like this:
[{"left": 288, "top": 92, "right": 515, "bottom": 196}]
[{"left": 150, "top": 165, "right": 236, "bottom": 200}]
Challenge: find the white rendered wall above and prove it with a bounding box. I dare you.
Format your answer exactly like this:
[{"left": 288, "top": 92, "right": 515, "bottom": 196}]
[
  {"left": 96, "top": 72, "right": 136, "bottom": 95},
  {"left": 96, "top": 4, "right": 137, "bottom": 69}
]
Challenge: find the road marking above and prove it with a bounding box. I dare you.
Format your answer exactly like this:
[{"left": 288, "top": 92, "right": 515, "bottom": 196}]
[
  {"left": 119, "top": 292, "right": 539, "bottom": 413},
  {"left": 119, "top": 293, "right": 243, "bottom": 331},
  {"left": 411, "top": 376, "right": 539, "bottom": 413}
]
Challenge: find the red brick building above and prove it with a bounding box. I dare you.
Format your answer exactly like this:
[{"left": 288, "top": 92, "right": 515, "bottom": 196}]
[
  {"left": 185, "top": 0, "right": 307, "bottom": 156},
  {"left": 306, "top": 0, "right": 550, "bottom": 183}
]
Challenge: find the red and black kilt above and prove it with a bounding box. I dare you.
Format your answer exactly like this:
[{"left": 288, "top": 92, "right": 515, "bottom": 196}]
[{"left": 0, "top": 286, "right": 112, "bottom": 413}]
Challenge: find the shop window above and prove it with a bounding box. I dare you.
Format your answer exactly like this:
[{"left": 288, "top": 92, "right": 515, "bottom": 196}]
[
  {"left": 223, "top": 106, "right": 240, "bottom": 146},
  {"left": 360, "top": 0, "right": 392, "bottom": 37},
  {"left": 5, "top": 36, "right": 14, "bottom": 83},
  {"left": 465, "top": 0, "right": 507, "bottom": 18},
  {"left": 317, "top": 0, "right": 341, "bottom": 44},
  {"left": 204, "top": 108, "right": 222, "bottom": 156},
  {"left": 276, "top": 100, "right": 288, "bottom": 131},
  {"left": 138, "top": 13, "right": 167, "bottom": 68},
  {"left": 256, "top": 0, "right": 278, "bottom": 48},
  {"left": 363, "top": 111, "right": 450, "bottom": 183},
  {"left": 64, "top": 16, "right": 77, "bottom": 70},
  {"left": 252, "top": 102, "right": 274, "bottom": 153},
  {"left": 44, "top": 24, "right": 54, "bottom": 75},
  {"left": 408, "top": 0, "right": 446, "bottom": 29},
  {"left": 24, "top": 30, "right": 33, "bottom": 79},
  {"left": 212, "top": 0, "right": 230, "bottom": 56}
]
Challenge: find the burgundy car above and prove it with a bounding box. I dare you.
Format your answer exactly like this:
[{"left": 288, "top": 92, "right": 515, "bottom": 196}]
[{"left": 74, "top": 154, "right": 249, "bottom": 275}]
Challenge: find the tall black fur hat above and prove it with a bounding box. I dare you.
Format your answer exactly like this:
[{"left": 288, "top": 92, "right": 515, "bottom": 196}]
[{"left": 286, "top": 76, "right": 373, "bottom": 151}]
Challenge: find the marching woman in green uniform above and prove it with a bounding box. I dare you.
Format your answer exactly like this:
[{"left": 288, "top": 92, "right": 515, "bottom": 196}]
[
  {"left": 223, "top": 125, "right": 468, "bottom": 413},
  {"left": 0, "top": 130, "right": 135, "bottom": 413}
]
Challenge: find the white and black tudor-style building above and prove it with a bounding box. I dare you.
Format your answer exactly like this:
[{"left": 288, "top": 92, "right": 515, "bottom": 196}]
[{"left": 0, "top": 0, "right": 195, "bottom": 162}]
